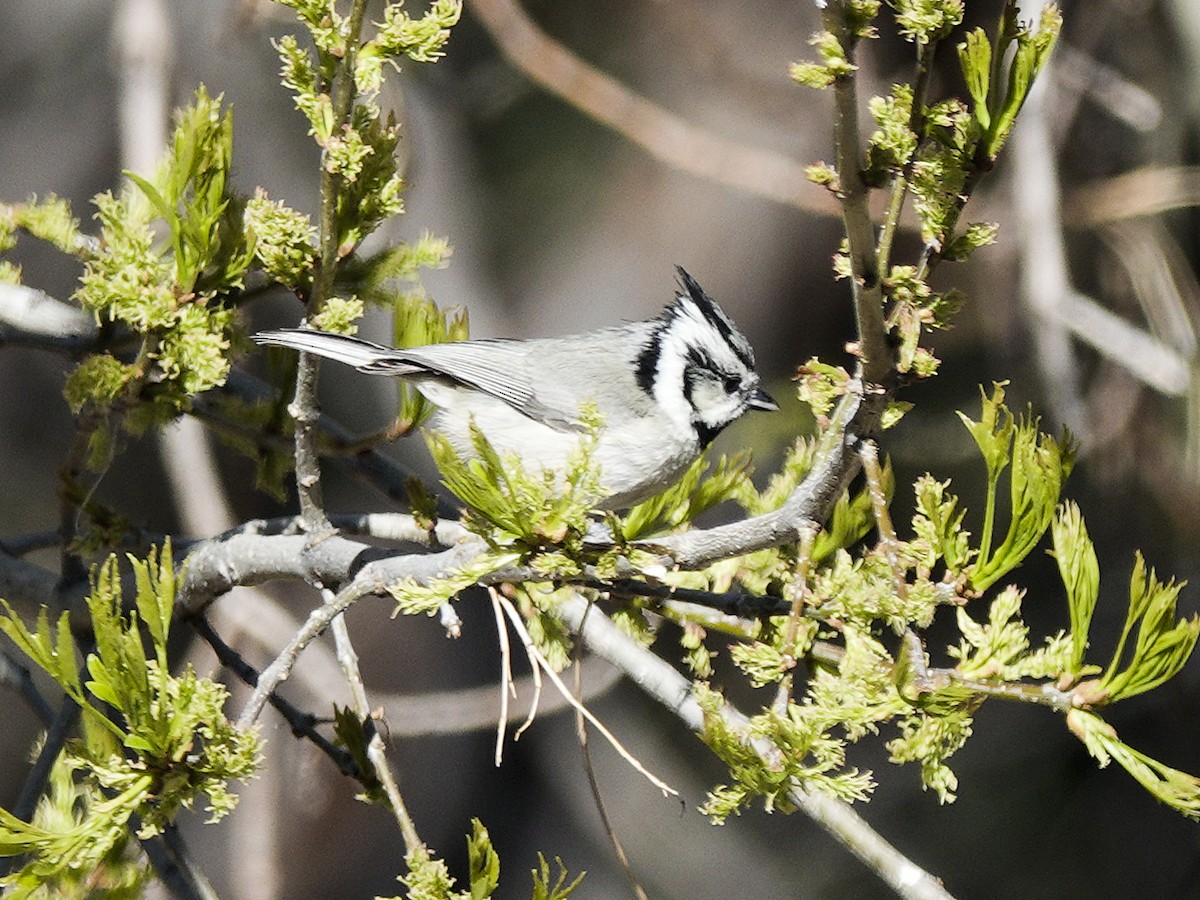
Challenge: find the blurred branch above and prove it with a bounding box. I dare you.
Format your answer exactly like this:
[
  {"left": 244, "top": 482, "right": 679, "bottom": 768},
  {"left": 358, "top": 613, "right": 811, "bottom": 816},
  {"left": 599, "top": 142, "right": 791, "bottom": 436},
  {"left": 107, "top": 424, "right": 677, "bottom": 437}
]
[
  {"left": 1097, "top": 220, "right": 1199, "bottom": 359},
  {"left": 211, "top": 369, "right": 459, "bottom": 516},
  {"left": 138, "top": 824, "right": 219, "bottom": 900},
  {"left": 1011, "top": 57, "right": 1101, "bottom": 443},
  {"left": 469, "top": 0, "right": 832, "bottom": 215},
  {"left": 1066, "top": 165, "right": 1200, "bottom": 225},
  {"left": 1013, "top": 82, "right": 1193, "bottom": 418},
  {"left": 0, "top": 283, "right": 96, "bottom": 344},
  {"left": 1052, "top": 44, "right": 1162, "bottom": 136}
]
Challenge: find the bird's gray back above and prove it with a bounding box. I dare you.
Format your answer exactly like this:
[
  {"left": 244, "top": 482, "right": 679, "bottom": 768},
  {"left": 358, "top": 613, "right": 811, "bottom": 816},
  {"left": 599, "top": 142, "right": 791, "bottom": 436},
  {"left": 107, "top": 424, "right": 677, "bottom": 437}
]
[{"left": 399, "top": 321, "right": 657, "bottom": 429}]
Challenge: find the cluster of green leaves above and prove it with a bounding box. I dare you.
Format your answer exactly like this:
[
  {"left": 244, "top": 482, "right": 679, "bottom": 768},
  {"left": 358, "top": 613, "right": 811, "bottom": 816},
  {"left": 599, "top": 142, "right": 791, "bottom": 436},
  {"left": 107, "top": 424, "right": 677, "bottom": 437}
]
[
  {"left": 66, "top": 88, "right": 251, "bottom": 432},
  {"left": 688, "top": 388, "right": 1200, "bottom": 818},
  {"left": 428, "top": 412, "right": 605, "bottom": 554},
  {"left": 957, "top": 383, "right": 1076, "bottom": 590},
  {"left": 274, "top": 0, "right": 459, "bottom": 263},
  {"left": 791, "top": 3, "right": 1060, "bottom": 398},
  {"left": 394, "top": 819, "right": 582, "bottom": 900},
  {"left": 244, "top": 187, "right": 317, "bottom": 292},
  {"left": 0, "top": 544, "right": 260, "bottom": 892},
  {"left": 271, "top": 0, "right": 466, "bottom": 431}
]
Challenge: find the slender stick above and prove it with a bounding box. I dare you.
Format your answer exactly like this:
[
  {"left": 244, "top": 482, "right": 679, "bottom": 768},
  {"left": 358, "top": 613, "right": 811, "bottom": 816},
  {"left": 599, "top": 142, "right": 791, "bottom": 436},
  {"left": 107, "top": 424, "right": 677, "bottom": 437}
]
[
  {"left": 496, "top": 592, "right": 678, "bottom": 798},
  {"left": 489, "top": 588, "right": 516, "bottom": 765},
  {"left": 572, "top": 603, "right": 650, "bottom": 900},
  {"left": 325, "top": 586, "right": 423, "bottom": 855},
  {"left": 189, "top": 616, "right": 360, "bottom": 776},
  {"left": 291, "top": 0, "right": 371, "bottom": 533},
  {"left": 822, "top": 2, "right": 891, "bottom": 385},
  {"left": 236, "top": 579, "right": 374, "bottom": 729}
]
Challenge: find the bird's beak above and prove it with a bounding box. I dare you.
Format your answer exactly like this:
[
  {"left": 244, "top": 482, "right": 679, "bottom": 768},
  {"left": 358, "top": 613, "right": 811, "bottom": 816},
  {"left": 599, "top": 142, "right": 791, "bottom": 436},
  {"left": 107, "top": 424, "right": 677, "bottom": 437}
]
[{"left": 749, "top": 388, "right": 779, "bottom": 412}]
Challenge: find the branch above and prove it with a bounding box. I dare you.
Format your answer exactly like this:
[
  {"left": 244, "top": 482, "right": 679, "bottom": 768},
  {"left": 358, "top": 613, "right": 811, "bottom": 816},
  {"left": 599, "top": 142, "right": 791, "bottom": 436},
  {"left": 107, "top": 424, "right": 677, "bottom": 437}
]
[
  {"left": 1065, "top": 165, "right": 1200, "bottom": 226},
  {"left": 822, "top": 3, "right": 891, "bottom": 385},
  {"left": 469, "top": 0, "right": 831, "bottom": 215},
  {"left": 290, "top": 0, "right": 372, "bottom": 533},
  {"left": 215, "top": 369, "right": 459, "bottom": 517},
  {"left": 554, "top": 594, "right": 954, "bottom": 900},
  {"left": 189, "top": 616, "right": 361, "bottom": 776},
  {"left": 137, "top": 822, "right": 219, "bottom": 900},
  {"left": 638, "top": 380, "right": 883, "bottom": 568},
  {"left": 324, "top": 586, "right": 424, "bottom": 854}
]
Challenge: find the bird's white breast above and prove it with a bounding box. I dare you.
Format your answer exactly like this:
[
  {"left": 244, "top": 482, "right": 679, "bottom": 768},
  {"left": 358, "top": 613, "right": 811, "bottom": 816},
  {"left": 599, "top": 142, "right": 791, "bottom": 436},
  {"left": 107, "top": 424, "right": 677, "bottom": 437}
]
[{"left": 420, "top": 379, "right": 698, "bottom": 508}]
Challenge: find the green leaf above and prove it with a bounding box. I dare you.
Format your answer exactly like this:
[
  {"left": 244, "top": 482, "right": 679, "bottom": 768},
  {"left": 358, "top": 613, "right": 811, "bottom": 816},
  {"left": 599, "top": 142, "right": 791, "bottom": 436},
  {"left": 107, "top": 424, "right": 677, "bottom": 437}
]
[
  {"left": 910, "top": 474, "right": 972, "bottom": 573},
  {"left": 130, "top": 540, "right": 177, "bottom": 666},
  {"left": 1050, "top": 503, "right": 1099, "bottom": 670},
  {"left": 812, "top": 471, "right": 884, "bottom": 564},
  {"left": 958, "top": 27, "right": 991, "bottom": 130},
  {"left": 796, "top": 359, "right": 851, "bottom": 419},
  {"left": 426, "top": 414, "right": 603, "bottom": 549},
  {"left": 1093, "top": 555, "right": 1200, "bottom": 703},
  {"left": 982, "top": 6, "right": 1062, "bottom": 159},
  {"left": 619, "top": 452, "right": 753, "bottom": 541},
  {"left": 0, "top": 600, "right": 85, "bottom": 706},
  {"left": 400, "top": 845, "right": 461, "bottom": 900},
  {"left": 467, "top": 819, "right": 501, "bottom": 900},
  {"left": 531, "top": 854, "right": 585, "bottom": 900},
  {"left": 964, "top": 388, "right": 1076, "bottom": 592},
  {"left": 956, "top": 382, "right": 1013, "bottom": 486},
  {"left": 1070, "top": 709, "right": 1200, "bottom": 819}
]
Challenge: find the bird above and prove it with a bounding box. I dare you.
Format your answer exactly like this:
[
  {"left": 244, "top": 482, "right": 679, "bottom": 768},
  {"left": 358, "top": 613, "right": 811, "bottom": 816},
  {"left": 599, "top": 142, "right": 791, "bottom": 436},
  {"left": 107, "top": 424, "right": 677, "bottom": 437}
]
[{"left": 254, "top": 267, "right": 777, "bottom": 508}]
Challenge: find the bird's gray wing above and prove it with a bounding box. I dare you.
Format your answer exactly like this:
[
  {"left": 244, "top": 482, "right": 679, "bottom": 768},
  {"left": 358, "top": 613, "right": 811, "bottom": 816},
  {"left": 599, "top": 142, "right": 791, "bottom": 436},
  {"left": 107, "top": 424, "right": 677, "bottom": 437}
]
[{"left": 388, "top": 340, "right": 580, "bottom": 431}]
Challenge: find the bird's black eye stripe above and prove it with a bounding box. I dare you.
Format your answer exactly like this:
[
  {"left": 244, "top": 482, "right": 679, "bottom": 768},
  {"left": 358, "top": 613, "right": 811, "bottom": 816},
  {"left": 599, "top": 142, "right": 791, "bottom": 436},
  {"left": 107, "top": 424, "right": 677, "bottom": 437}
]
[{"left": 686, "top": 344, "right": 714, "bottom": 370}]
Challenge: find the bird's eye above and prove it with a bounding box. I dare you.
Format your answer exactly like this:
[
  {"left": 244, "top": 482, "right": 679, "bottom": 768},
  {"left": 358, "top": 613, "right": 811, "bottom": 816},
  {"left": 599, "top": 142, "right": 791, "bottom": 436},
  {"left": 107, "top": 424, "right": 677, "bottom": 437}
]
[{"left": 722, "top": 375, "right": 741, "bottom": 394}]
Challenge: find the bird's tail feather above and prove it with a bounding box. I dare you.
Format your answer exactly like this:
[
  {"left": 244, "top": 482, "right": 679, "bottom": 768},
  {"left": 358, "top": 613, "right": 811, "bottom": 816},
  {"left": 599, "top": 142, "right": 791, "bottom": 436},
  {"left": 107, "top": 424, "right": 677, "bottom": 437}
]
[{"left": 253, "top": 328, "right": 415, "bottom": 374}]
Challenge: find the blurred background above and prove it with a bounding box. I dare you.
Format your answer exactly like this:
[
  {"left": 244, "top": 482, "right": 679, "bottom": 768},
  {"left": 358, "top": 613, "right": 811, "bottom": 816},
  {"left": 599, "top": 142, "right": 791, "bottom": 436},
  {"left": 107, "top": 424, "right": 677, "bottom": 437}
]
[{"left": 2, "top": 0, "right": 1200, "bottom": 896}]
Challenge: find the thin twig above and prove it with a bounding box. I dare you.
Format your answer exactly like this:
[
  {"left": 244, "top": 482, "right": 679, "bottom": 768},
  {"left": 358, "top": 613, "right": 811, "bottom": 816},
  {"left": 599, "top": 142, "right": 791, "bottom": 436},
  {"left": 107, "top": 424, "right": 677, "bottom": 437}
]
[
  {"left": 236, "top": 579, "right": 374, "bottom": 728},
  {"left": 189, "top": 616, "right": 360, "bottom": 776},
  {"left": 822, "top": 3, "right": 890, "bottom": 385},
  {"left": 497, "top": 590, "right": 542, "bottom": 742},
  {"left": 572, "top": 602, "right": 650, "bottom": 900},
  {"left": 489, "top": 587, "right": 516, "bottom": 765},
  {"left": 12, "top": 689, "right": 82, "bottom": 822},
  {"left": 859, "top": 440, "right": 908, "bottom": 608},
  {"left": 775, "top": 527, "right": 816, "bottom": 712},
  {"left": 324, "top": 585, "right": 424, "bottom": 855},
  {"left": 875, "top": 37, "right": 939, "bottom": 275},
  {"left": 138, "top": 822, "right": 220, "bottom": 900},
  {"left": 291, "top": 0, "right": 372, "bottom": 533},
  {"left": 573, "top": 577, "right": 791, "bottom": 618}
]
